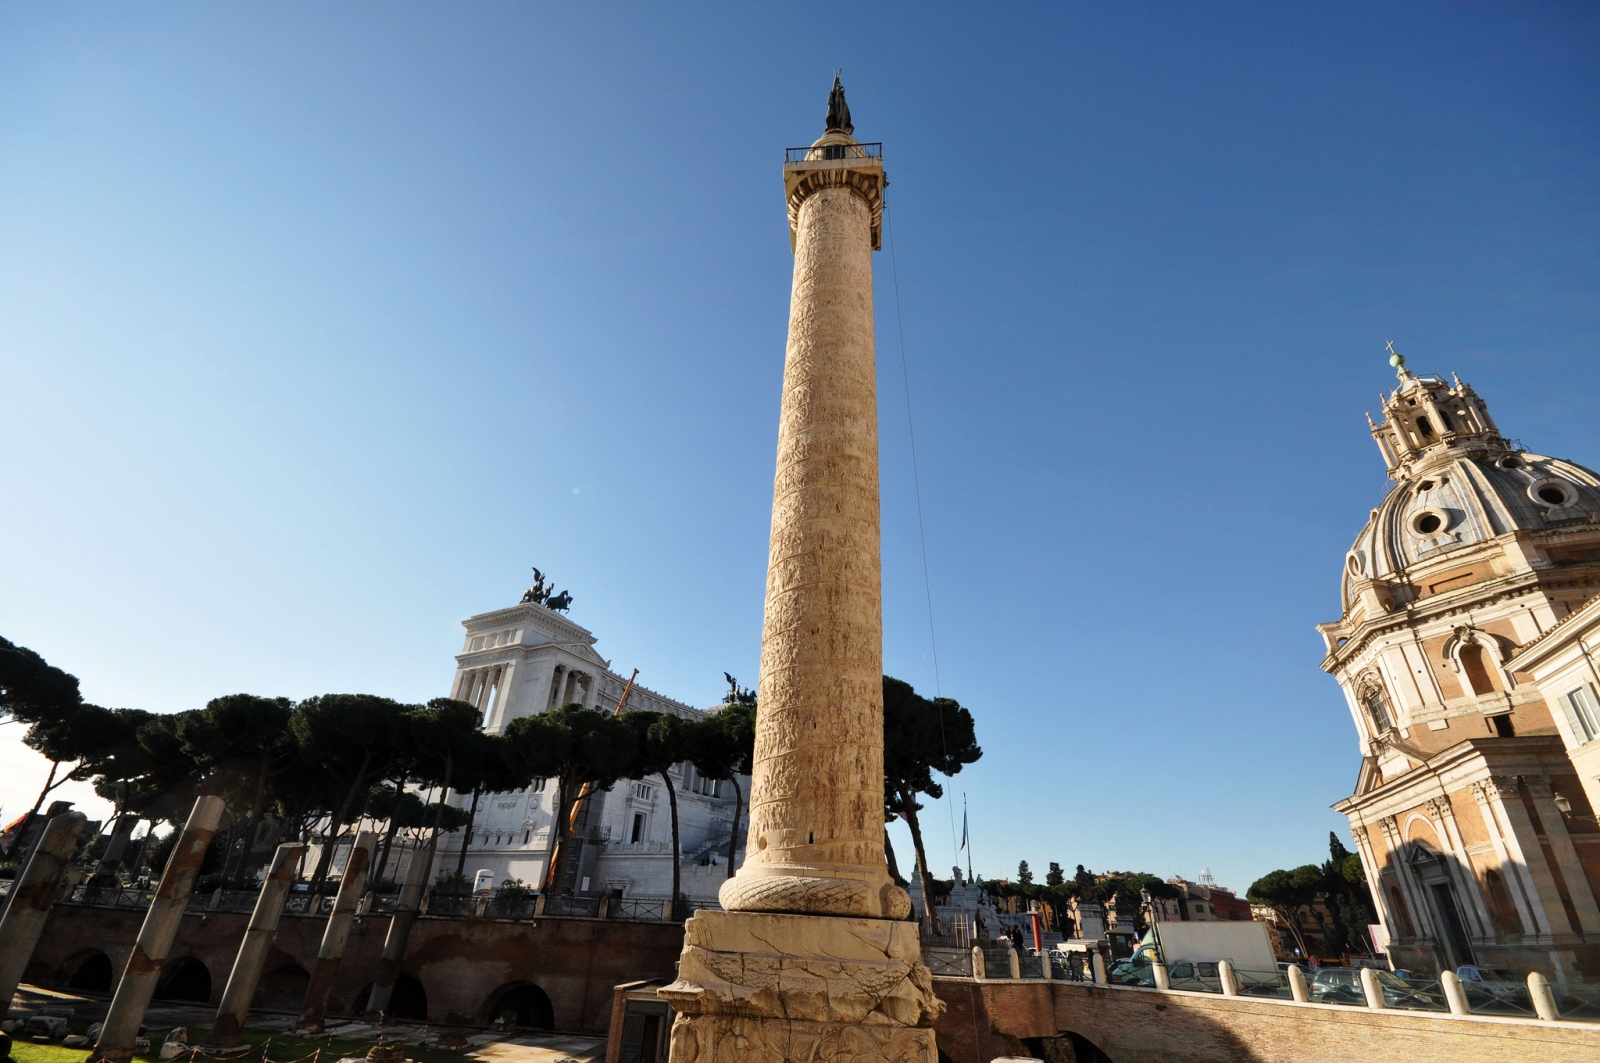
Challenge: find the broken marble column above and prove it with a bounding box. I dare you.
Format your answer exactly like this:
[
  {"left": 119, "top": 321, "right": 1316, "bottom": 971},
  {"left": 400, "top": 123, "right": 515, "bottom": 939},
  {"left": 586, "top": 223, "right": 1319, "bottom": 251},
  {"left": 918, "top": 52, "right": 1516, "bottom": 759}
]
[
  {"left": 206, "top": 843, "right": 305, "bottom": 1049},
  {"left": 297, "top": 831, "right": 376, "bottom": 1030},
  {"left": 663, "top": 79, "right": 941, "bottom": 1063},
  {"left": 366, "top": 840, "right": 434, "bottom": 1016},
  {"left": 90, "top": 815, "right": 140, "bottom": 886},
  {"left": 95, "top": 796, "right": 225, "bottom": 1063},
  {"left": 0, "top": 812, "right": 87, "bottom": 1007}
]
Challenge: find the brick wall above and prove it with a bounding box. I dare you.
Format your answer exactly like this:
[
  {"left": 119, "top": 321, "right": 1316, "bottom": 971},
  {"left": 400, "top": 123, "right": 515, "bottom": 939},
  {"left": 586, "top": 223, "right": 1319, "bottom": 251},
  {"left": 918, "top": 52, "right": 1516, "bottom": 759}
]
[
  {"left": 26, "top": 901, "right": 683, "bottom": 1035},
  {"left": 931, "top": 978, "right": 1600, "bottom": 1063}
]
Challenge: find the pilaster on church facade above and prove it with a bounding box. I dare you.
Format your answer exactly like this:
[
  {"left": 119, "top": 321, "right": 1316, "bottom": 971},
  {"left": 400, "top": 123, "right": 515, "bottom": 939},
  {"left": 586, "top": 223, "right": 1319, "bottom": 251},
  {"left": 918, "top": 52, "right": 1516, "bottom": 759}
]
[{"left": 1321, "top": 351, "right": 1600, "bottom": 981}]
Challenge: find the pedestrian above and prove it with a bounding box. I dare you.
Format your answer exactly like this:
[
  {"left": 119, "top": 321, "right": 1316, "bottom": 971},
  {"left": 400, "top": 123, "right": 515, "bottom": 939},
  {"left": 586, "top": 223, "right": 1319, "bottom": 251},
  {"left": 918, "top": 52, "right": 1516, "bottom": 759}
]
[{"left": 0, "top": 1031, "right": 15, "bottom": 1063}]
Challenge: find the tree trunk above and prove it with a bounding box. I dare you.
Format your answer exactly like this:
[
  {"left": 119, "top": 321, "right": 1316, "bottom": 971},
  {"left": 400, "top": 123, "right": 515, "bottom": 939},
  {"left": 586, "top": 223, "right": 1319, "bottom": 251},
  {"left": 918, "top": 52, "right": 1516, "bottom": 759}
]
[
  {"left": 1278, "top": 905, "right": 1311, "bottom": 958},
  {"left": 453, "top": 786, "right": 482, "bottom": 880},
  {"left": 308, "top": 750, "right": 373, "bottom": 893},
  {"left": 545, "top": 777, "right": 576, "bottom": 896},
  {"left": 660, "top": 771, "right": 681, "bottom": 913},
  {"left": 900, "top": 789, "right": 939, "bottom": 935},
  {"left": 723, "top": 775, "right": 742, "bottom": 879},
  {"left": 883, "top": 827, "right": 909, "bottom": 887},
  {"left": 11, "top": 760, "right": 61, "bottom": 856},
  {"left": 372, "top": 779, "right": 406, "bottom": 888},
  {"left": 224, "top": 758, "right": 270, "bottom": 886}
]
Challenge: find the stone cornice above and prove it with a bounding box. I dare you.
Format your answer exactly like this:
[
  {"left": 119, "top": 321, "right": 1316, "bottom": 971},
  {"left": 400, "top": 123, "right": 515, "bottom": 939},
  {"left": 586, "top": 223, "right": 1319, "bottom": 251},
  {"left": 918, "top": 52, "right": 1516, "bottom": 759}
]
[
  {"left": 1321, "top": 570, "right": 1548, "bottom": 674},
  {"left": 463, "top": 602, "right": 597, "bottom": 646},
  {"left": 1334, "top": 735, "right": 1567, "bottom": 814},
  {"left": 1506, "top": 591, "right": 1600, "bottom": 671},
  {"left": 783, "top": 159, "right": 885, "bottom": 251}
]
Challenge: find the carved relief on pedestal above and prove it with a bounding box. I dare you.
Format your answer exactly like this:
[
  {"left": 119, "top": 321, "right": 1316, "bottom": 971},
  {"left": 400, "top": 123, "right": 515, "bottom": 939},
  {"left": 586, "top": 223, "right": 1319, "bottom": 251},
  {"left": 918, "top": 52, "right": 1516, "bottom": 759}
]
[
  {"left": 668, "top": 1015, "right": 936, "bottom": 1063},
  {"left": 659, "top": 912, "right": 943, "bottom": 1029}
]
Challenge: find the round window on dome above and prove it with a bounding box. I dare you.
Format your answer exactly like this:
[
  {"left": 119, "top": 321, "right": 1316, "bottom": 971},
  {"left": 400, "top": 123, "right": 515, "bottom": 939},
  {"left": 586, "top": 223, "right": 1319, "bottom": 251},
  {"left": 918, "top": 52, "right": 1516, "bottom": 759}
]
[
  {"left": 1410, "top": 510, "right": 1447, "bottom": 537},
  {"left": 1523, "top": 480, "right": 1574, "bottom": 512},
  {"left": 1498, "top": 456, "right": 1522, "bottom": 469}
]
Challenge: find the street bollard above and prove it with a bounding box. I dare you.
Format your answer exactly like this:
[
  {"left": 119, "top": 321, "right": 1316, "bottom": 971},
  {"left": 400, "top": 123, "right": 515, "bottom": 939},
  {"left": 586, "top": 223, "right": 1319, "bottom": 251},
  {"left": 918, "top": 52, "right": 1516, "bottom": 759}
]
[
  {"left": 1440, "top": 970, "right": 1470, "bottom": 1016},
  {"left": 1218, "top": 960, "right": 1239, "bottom": 997},
  {"left": 1090, "top": 952, "right": 1107, "bottom": 986},
  {"left": 1360, "top": 966, "right": 1386, "bottom": 1009},
  {"left": 206, "top": 844, "right": 305, "bottom": 1049},
  {"left": 1038, "top": 949, "right": 1053, "bottom": 982},
  {"left": 367, "top": 841, "right": 435, "bottom": 1016},
  {"left": 1528, "top": 972, "right": 1560, "bottom": 1022},
  {"left": 1287, "top": 965, "right": 1310, "bottom": 1003},
  {"left": 297, "top": 831, "right": 377, "bottom": 1030},
  {"left": 971, "top": 946, "right": 986, "bottom": 981},
  {"left": 0, "top": 812, "right": 87, "bottom": 1008},
  {"left": 1151, "top": 959, "right": 1170, "bottom": 991},
  {"left": 95, "top": 796, "right": 225, "bottom": 1063},
  {"left": 1007, "top": 947, "right": 1021, "bottom": 980}
]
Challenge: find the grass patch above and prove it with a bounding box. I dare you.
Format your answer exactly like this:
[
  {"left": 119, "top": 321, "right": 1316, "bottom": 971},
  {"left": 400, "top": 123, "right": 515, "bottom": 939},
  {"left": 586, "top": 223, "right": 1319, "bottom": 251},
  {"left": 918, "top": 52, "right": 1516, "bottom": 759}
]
[{"left": 11, "top": 1027, "right": 473, "bottom": 1063}]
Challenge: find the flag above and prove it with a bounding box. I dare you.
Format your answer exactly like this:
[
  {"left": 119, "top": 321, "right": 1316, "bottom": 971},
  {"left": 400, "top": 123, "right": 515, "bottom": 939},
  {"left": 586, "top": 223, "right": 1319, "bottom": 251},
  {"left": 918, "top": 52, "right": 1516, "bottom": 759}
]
[{"left": 960, "top": 804, "right": 968, "bottom": 851}]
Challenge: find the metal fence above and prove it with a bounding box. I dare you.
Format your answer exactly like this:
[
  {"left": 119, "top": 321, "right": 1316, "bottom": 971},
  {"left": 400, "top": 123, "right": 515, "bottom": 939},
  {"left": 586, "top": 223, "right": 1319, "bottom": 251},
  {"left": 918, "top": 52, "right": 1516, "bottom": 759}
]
[
  {"left": 608, "top": 897, "right": 667, "bottom": 921},
  {"left": 922, "top": 947, "right": 974, "bottom": 978},
  {"left": 784, "top": 142, "right": 883, "bottom": 163},
  {"left": 542, "top": 895, "right": 602, "bottom": 918}
]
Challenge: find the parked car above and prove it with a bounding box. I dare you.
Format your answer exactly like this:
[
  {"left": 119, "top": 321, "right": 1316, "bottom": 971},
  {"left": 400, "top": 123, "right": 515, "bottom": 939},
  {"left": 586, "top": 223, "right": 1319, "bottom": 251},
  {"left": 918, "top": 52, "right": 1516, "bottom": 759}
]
[
  {"left": 1108, "top": 957, "right": 1155, "bottom": 987},
  {"left": 1456, "top": 965, "right": 1530, "bottom": 1007},
  {"left": 1309, "top": 967, "right": 1444, "bottom": 1009},
  {"left": 1166, "top": 961, "right": 1224, "bottom": 993}
]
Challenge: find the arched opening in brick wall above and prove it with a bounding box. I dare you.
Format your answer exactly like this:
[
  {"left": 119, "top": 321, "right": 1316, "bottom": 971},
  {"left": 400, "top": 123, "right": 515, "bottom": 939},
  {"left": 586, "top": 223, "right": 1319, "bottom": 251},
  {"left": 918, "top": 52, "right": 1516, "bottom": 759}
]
[
  {"left": 482, "top": 982, "right": 554, "bottom": 1030},
  {"left": 153, "top": 957, "right": 212, "bottom": 1003},
  {"left": 57, "top": 950, "right": 113, "bottom": 993},
  {"left": 253, "top": 964, "right": 310, "bottom": 1011},
  {"left": 352, "top": 976, "right": 429, "bottom": 1021}
]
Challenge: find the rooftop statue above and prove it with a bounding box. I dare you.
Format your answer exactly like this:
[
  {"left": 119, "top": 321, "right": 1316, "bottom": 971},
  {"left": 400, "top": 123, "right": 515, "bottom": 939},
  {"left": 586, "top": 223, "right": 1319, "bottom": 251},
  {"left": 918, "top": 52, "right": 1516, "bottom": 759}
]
[
  {"left": 520, "top": 567, "right": 572, "bottom": 612},
  {"left": 722, "top": 672, "right": 757, "bottom": 705},
  {"left": 825, "top": 72, "right": 853, "bottom": 135}
]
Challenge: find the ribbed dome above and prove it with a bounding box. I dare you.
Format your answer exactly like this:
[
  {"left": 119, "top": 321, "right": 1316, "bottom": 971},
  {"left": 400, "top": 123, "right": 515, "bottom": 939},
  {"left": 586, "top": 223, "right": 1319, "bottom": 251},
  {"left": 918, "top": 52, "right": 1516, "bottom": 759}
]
[{"left": 1343, "top": 450, "right": 1600, "bottom": 606}]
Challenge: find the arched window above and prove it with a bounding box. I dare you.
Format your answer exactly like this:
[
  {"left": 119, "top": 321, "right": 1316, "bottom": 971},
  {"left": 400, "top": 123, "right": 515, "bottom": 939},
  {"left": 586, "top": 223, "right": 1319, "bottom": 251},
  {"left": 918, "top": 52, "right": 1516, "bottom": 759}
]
[
  {"left": 1417, "top": 417, "right": 1434, "bottom": 438},
  {"left": 1364, "top": 688, "right": 1393, "bottom": 733},
  {"left": 1460, "top": 644, "right": 1496, "bottom": 696}
]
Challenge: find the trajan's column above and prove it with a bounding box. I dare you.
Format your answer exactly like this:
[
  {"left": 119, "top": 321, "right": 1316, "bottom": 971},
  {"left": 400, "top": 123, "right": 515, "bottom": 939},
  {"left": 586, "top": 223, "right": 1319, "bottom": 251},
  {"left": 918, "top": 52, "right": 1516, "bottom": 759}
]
[{"left": 661, "top": 77, "right": 943, "bottom": 1063}]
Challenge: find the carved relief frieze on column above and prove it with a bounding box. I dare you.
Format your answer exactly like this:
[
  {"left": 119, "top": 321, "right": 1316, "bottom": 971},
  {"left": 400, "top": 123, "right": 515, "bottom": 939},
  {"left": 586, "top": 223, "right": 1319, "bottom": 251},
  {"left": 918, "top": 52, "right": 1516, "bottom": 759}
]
[{"left": 664, "top": 79, "right": 940, "bottom": 1063}]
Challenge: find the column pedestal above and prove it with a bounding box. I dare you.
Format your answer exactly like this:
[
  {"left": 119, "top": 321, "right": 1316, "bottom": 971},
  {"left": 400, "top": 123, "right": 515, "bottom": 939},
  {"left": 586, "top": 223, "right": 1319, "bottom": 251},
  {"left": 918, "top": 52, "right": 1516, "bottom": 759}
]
[{"left": 660, "top": 911, "right": 940, "bottom": 1063}]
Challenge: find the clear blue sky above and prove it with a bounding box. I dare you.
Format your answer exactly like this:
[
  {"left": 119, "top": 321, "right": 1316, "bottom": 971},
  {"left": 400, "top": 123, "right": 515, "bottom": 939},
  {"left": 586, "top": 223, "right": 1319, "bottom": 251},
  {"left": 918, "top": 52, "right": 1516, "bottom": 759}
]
[{"left": 2, "top": 3, "right": 1596, "bottom": 895}]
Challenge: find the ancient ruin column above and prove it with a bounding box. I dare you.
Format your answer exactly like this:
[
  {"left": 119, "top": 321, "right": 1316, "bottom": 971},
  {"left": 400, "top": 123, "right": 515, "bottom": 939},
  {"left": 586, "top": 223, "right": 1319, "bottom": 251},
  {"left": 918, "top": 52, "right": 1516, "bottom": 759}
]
[
  {"left": 297, "top": 831, "right": 376, "bottom": 1030},
  {"left": 95, "top": 796, "right": 225, "bottom": 1063},
  {"left": 662, "top": 78, "right": 942, "bottom": 1063},
  {"left": 0, "top": 812, "right": 86, "bottom": 1007},
  {"left": 206, "top": 843, "right": 305, "bottom": 1049},
  {"left": 366, "top": 838, "right": 435, "bottom": 1015},
  {"left": 90, "top": 814, "right": 140, "bottom": 886}
]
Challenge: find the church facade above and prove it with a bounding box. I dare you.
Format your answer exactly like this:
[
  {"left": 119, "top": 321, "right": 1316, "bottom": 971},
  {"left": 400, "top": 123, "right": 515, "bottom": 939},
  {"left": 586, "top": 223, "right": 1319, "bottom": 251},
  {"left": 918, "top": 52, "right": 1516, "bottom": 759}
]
[
  {"left": 1321, "top": 353, "right": 1600, "bottom": 981},
  {"left": 434, "top": 592, "right": 749, "bottom": 901}
]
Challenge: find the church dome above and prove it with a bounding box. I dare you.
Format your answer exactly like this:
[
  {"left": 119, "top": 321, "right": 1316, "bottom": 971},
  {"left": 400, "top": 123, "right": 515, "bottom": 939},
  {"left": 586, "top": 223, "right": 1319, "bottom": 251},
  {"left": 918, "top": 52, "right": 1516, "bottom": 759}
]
[
  {"left": 1339, "top": 352, "right": 1600, "bottom": 614},
  {"left": 1347, "top": 450, "right": 1600, "bottom": 584}
]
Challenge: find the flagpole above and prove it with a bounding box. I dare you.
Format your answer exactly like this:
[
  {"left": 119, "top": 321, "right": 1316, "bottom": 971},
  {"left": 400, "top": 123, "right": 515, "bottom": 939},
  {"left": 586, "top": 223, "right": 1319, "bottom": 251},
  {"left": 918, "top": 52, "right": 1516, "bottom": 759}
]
[{"left": 963, "top": 793, "right": 973, "bottom": 883}]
